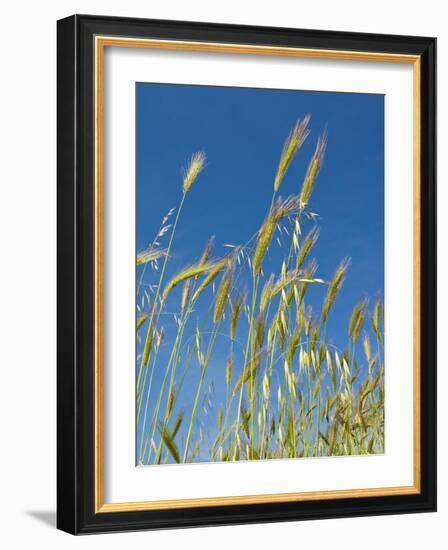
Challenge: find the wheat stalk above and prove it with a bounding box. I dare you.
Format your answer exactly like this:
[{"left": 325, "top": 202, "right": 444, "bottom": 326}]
[
  {"left": 162, "top": 261, "right": 218, "bottom": 300},
  {"left": 322, "top": 257, "right": 350, "bottom": 323},
  {"left": 182, "top": 151, "right": 206, "bottom": 194},
  {"left": 299, "top": 131, "right": 328, "bottom": 208},
  {"left": 274, "top": 115, "right": 311, "bottom": 192},
  {"left": 137, "top": 246, "right": 167, "bottom": 266},
  {"left": 253, "top": 196, "right": 300, "bottom": 275},
  {"left": 213, "top": 264, "right": 234, "bottom": 323},
  {"left": 138, "top": 120, "right": 384, "bottom": 465}
]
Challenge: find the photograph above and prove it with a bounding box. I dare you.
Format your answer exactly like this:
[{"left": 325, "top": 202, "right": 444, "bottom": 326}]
[
  {"left": 54, "top": 14, "right": 436, "bottom": 534},
  {"left": 135, "top": 83, "right": 385, "bottom": 466},
  {"left": 0, "top": 0, "right": 441, "bottom": 545}
]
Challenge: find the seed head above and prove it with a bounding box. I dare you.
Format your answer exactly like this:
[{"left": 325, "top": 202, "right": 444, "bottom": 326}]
[
  {"left": 253, "top": 195, "right": 300, "bottom": 275},
  {"left": 213, "top": 263, "right": 234, "bottom": 323},
  {"left": 299, "top": 131, "right": 327, "bottom": 208},
  {"left": 137, "top": 246, "right": 167, "bottom": 266},
  {"left": 182, "top": 151, "right": 206, "bottom": 194},
  {"left": 274, "top": 115, "right": 311, "bottom": 192},
  {"left": 322, "top": 257, "right": 350, "bottom": 323}
]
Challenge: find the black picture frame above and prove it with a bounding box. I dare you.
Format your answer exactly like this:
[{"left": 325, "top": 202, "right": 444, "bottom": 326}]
[{"left": 57, "top": 14, "right": 436, "bottom": 535}]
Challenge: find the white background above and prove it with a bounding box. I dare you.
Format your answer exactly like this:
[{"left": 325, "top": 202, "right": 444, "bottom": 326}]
[
  {"left": 105, "top": 48, "right": 414, "bottom": 502},
  {"left": 0, "top": 1, "right": 443, "bottom": 548}
]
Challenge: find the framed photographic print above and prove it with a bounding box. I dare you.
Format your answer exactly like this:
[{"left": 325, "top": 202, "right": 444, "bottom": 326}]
[{"left": 57, "top": 14, "right": 436, "bottom": 534}]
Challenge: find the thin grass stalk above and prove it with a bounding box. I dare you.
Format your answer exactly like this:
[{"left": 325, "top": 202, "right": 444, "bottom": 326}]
[
  {"left": 232, "top": 274, "right": 260, "bottom": 459},
  {"left": 145, "top": 286, "right": 198, "bottom": 463},
  {"left": 137, "top": 334, "right": 163, "bottom": 462},
  {"left": 183, "top": 323, "right": 221, "bottom": 462},
  {"left": 141, "top": 343, "right": 194, "bottom": 463},
  {"left": 154, "top": 277, "right": 204, "bottom": 462},
  {"left": 136, "top": 192, "right": 187, "bottom": 412}
]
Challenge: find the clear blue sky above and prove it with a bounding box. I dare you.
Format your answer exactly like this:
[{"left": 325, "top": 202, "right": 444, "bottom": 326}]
[{"left": 135, "top": 82, "right": 384, "bottom": 462}]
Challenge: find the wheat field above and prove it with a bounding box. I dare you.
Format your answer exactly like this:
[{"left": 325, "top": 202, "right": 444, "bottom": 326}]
[{"left": 135, "top": 115, "right": 384, "bottom": 466}]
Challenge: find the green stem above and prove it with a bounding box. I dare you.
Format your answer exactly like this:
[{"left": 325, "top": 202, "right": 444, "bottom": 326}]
[
  {"left": 183, "top": 323, "right": 221, "bottom": 462},
  {"left": 233, "top": 275, "right": 259, "bottom": 459},
  {"left": 137, "top": 193, "right": 186, "bottom": 397},
  {"left": 137, "top": 341, "right": 162, "bottom": 462},
  {"left": 145, "top": 299, "right": 193, "bottom": 464}
]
